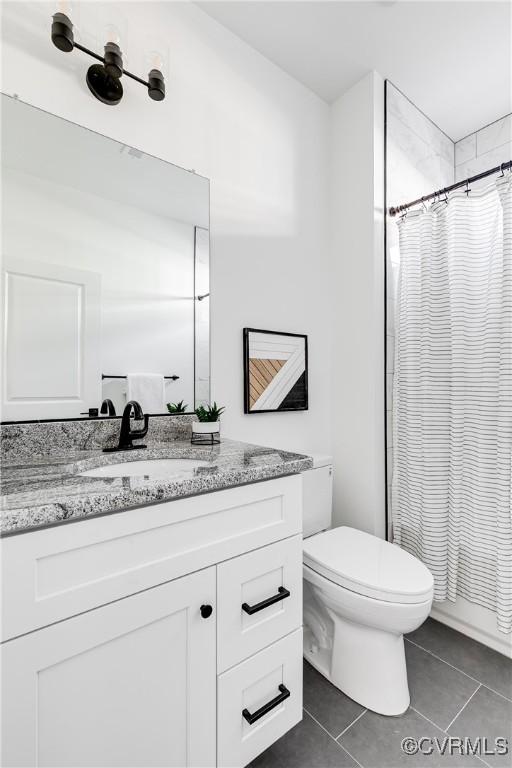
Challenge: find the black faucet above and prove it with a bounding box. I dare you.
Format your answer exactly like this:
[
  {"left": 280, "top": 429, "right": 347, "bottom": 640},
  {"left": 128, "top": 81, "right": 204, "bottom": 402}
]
[
  {"left": 103, "top": 400, "right": 149, "bottom": 452},
  {"left": 100, "top": 398, "right": 116, "bottom": 416}
]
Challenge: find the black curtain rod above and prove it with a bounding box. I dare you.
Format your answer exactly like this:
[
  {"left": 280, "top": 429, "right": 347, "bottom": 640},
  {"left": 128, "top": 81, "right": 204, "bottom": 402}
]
[
  {"left": 389, "top": 160, "right": 512, "bottom": 217},
  {"left": 102, "top": 374, "right": 179, "bottom": 381}
]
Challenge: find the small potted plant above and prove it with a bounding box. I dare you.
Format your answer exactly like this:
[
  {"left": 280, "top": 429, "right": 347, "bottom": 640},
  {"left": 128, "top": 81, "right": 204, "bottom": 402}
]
[
  {"left": 192, "top": 402, "right": 225, "bottom": 445},
  {"left": 166, "top": 400, "right": 188, "bottom": 414}
]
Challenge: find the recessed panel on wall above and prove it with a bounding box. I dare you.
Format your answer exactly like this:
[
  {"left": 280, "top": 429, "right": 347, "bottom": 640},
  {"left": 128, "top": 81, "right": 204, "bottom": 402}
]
[{"left": 1, "top": 258, "right": 101, "bottom": 421}]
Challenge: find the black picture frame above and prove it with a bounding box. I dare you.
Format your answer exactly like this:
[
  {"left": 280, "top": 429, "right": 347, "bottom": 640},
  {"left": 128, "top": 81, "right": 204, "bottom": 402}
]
[{"left": 243, "top": 328, "right": 309, "bottom": 414}]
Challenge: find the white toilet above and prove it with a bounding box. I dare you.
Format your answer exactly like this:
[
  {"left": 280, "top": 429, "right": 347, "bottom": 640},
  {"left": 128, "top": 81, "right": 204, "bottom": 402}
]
[{"left": 302, "top": 456, "right": 434, "bottom": 716}]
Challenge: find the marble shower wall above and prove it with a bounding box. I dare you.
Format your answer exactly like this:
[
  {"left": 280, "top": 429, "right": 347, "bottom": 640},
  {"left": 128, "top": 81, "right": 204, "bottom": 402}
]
[
  {"left": 454, "top": 114, "right": 512, "bottom": 185},
  {"left": 385, "top": 82, "right": 455, "bottom": 534}
]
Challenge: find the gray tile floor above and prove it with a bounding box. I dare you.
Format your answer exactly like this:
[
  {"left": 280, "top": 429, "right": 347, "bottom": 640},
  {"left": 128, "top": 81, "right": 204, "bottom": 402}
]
[{"left": 249, "top": 619, "right": 512, "bottom": 768}]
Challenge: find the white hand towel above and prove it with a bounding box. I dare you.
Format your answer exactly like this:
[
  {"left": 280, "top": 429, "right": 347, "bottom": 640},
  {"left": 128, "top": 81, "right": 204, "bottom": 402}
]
[{"left": 127, "top": 374, "right": 165, "bottom": 414}]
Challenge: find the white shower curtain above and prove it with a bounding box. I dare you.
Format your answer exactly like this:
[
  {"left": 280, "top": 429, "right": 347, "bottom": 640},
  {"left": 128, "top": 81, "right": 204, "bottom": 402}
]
[{"left": 392, "top": 174, "right": 512, "bottom": 633}]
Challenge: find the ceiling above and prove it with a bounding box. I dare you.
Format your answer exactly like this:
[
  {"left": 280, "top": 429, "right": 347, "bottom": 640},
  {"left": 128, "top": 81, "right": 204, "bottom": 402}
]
[{"left": 197, "top": 1, "right": 511, "bottom": 141}]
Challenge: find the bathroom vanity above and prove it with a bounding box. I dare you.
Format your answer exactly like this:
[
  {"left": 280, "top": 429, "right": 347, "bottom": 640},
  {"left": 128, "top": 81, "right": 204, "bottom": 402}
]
[{"left": 1, "top": 438, "right": 310, "bottom": 767}]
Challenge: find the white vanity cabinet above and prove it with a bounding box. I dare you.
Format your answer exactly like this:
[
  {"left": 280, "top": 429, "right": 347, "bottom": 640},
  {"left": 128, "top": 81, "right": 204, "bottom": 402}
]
[
  {"left": 2, "top": 568, "right": 217, "bottom": 768},
  {"left": 1, "top": 475, "right": 304, "bottom": 768}
]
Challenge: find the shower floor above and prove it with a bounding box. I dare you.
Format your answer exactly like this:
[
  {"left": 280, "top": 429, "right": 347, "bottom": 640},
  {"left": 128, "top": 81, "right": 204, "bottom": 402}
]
[{"left": 249, "top": 618, "right": 511, "bottom": 768}]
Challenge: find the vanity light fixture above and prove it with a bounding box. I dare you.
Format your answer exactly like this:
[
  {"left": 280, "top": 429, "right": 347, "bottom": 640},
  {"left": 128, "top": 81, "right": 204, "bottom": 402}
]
[{"left": 51, "top": 12, "right": 165, "bottom": 105}]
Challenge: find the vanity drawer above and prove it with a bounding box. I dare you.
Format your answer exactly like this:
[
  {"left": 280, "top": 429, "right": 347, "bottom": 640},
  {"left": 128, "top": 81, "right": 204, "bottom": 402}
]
[
  {"left": 217, "top": 535, "right": 302, "bottom": 672},
  {"left": 1, "top": 475, "right": 302, "bottom": 642},
  {"left": 217, "top": 629, "right": 302, "bottom": 768}
]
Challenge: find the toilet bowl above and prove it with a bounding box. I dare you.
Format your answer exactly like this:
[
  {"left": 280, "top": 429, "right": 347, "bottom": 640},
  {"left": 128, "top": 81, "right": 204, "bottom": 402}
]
[
  {"left": 303, "top": 527, "right": 434, "bottom": 716},
  {"left": 302, "top": 457, "right": 434, "bottom": 717}
]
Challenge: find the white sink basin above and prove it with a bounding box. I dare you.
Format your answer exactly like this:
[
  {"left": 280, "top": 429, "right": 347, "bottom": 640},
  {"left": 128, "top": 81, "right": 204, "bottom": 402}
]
[{"left": 80, "top": 458, "right": 209, "bottom": 479}]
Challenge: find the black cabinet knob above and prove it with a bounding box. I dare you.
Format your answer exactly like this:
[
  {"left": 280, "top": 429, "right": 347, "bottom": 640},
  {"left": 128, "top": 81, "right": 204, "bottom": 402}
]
[{"left": 200, "top": 604, "right": 213, "bottom": 619}]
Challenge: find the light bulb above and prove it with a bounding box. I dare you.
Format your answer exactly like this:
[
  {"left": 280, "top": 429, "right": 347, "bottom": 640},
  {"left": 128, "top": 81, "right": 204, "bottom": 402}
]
[
  {"left": 148, "top": 50, "right": 163, "bottom": 71},
  {"left": 57, "top": 0, "right": 71, "bottom": 15},
  {"left": 105, "top": 24, "right": 121, "bottom": 46}
]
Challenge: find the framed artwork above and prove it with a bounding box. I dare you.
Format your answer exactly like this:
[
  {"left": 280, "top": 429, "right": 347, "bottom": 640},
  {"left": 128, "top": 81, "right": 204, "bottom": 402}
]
[{"left": 243, "top": 328, "right": 308, "bottom": 414}]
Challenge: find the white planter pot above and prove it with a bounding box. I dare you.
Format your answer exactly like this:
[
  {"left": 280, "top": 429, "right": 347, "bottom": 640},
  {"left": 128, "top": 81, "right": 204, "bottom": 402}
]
[{"left": 192, "top": 421, "right": 220, "bottom": 434}]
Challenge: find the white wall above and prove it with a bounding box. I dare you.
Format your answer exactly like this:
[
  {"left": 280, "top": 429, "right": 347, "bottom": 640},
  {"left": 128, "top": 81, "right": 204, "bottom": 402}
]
[
  {"left": 330, "top": 71, "right": 385, "bottom": 538},
  {"left": 1, "top": 0, "right": 331, "bottom": 454}
]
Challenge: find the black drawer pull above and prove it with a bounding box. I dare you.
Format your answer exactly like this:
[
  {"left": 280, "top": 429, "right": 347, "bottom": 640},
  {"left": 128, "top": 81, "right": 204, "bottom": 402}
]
[
  {"left": 242, "top": 587, "right": 290, "bottom": 615},
  {"left": 242, "top": 684, "right": 290, "bottom": 725}
]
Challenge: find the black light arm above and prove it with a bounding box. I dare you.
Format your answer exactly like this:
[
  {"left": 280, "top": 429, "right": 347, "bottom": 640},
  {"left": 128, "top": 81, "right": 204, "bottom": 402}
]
[{"left": 51, "top": 13, "right": 165, "bottom": 105}]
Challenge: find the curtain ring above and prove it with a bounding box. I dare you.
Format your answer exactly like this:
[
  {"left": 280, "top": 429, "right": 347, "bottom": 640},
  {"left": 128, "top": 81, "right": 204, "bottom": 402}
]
[{"left": 465, "top": 179, "right": 471, "bottom": 196}]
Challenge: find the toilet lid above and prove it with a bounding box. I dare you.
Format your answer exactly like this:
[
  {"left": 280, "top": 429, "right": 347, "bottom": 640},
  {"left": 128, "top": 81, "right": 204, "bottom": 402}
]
[{"left": 303, "top": 527, "right": 434, "bottom": 604}]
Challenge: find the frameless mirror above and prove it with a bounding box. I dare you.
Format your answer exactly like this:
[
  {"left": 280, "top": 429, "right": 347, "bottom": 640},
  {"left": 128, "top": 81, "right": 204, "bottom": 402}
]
[{"left": 1, "top": 95, "right": 209, "bottom": 421}]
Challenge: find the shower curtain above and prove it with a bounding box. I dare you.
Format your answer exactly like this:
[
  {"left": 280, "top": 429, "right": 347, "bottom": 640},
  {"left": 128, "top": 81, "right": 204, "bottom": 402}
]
[{"left": 392, "top": 174, "right": 512, "bottom": 633}]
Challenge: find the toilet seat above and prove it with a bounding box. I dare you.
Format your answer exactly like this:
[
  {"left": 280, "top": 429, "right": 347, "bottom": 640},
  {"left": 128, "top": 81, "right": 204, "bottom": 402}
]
[{"left": 303, "top": 526, "right": 434, "bottom": 604}]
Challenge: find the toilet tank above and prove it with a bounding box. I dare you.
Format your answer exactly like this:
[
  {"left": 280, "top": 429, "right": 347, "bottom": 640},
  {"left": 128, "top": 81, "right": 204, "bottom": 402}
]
[{"left": 302, "top": 454, "right": 333, "bottom": 538}]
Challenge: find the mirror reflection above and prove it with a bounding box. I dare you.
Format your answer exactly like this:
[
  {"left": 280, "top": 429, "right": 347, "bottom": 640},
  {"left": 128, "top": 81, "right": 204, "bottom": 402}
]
[{"left": 1, "top": 95, "right": 209, "bottom": 421}]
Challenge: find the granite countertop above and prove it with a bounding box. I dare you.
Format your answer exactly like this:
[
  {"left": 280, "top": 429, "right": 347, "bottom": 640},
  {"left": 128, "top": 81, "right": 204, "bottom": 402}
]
[{"left": 0, "top": 438, "right": 312, "bottom": 536}]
